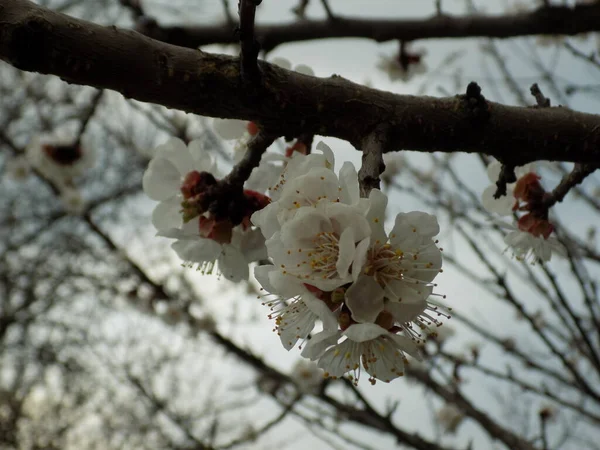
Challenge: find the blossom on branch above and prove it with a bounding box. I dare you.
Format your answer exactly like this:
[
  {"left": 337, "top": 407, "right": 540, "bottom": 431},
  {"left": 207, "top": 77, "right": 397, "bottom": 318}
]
[
  {"left": 482, "top": 160, "right": 566, "bottom": 263},
  {"left": 252, "top": 144, "right": 447, "bottom": 384},
  {"left": 143, "top": 138, "right": 268, "bottom": 281}
]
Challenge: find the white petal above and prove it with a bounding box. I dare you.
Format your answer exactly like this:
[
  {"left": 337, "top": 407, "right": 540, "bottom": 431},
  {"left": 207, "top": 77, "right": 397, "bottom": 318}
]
[
  {"left": 366, "top": 189, "right": 388, "bottom": 244},
  {"left": 317, "top": 340, "right": 358, "bottom": 377},
  {"left": 385, "top": 299, "right": 427, "bottom": 323},
  {"left": 143, "top": 158, "right": 181, "bottom": 201},
  {"left": 352, "top": 237, "right": 371, "bottom": 281},
  {"left": 278, "top": 301, "right": 316, "bottom": 350},
  {"left": 219, "top": 245, "right": 249, "bottom": 281},
  {"left": 343, "top": 323, "right": 388, "bottom": 343},
  {"left": 236, "top": 228, "right": 267, "bottom": 262},
  {"left": 254, "top": 265, "right": 278, "bottom": 293},
  {"left": 339, "top": 161, "right": 360, "bottom": 205},
  {"left": 188, "top": 139, "right": 216, "bottom": 172},
  {"left": 213, "top": 118, "right": 247, "bottom": 140},
  {"left": 271, "top": 57, "right": 292, "bottom": 70},
  {"left": 389, "top": 333, "right": 421, "bottom": 360},
  {"left": 315, "top": 141, "right": 335, "bottom": 169},
  {"left": 151, "top": 198, "right": 182, "bottom": 230},
  {"left": 336, "top": 227, "right": 355, "bottom": 278},
  {"left": 345, "top": 275, "right": 385, "bottom": 323},
  {"left": 154, "top": 138, "right": 194, "bottom": 175},
  {"left": 280, "top": 209, "right": 331, "bottom": 246},
  {"left": 294, "top": 64, "right": 314, "bottom": 76},
  {"left": 251, "top": 202, "right": 281, "bottom": 240},
  {"left": 481, "top": 185, "right": 514, "bottom": 216},
  {"left": 171, "top": 239, "right": 221, "bottom": 262},
  {"left": 303, "top": 294, "right": 339, "bottom": 330},
  {"left": 301, "top": 330, "right": 340, "bottom": 360},
  {"left": 487, "top": 160, "right": 502, "bottom": 182}
]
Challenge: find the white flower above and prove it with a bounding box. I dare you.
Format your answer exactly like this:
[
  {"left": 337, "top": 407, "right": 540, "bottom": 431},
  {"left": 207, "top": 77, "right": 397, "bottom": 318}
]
[
  {"left": 213, "top": 118, "right": 252, "bottom": 143},
  {"left": 302, "top": 323, "right": 421, "bottom": 384},
  {"left": 252, "top": 142, "right": 361, "bottom": 241},
  {"left": 436, "top": 404, "right": 464, "bottom": 434},
  {"left": 377, "top": 51, "right": 426, "bottom": 82},
  {"left": 142, "top": 137, "right": 217, "bottom": 230},
  {"left": 25, "top": 131, "right": 95, "bottom": 187},
  {"left": 60, "top": 187, "right": 86, "bottom": 215},
  {"left": 291, "top": 359, "right": 324, "bottom": 394},
  {"left": 481, "top": 160, "right": 532, "bottom": 216},
  {"left": 265, "top": 201, "right": 371, "bottom": 291},
  {"left": 5, "top": 155, "right": 31, "bottom": 181},
  {"left": 504, "top": 228, "right": 567, "bottom": 263},
  {"left": 158, "top": 217, "right": 266, "bottom": 281},
  {"left": 256, "top": 264, "right": 338, "bottom": 350},
  {"left": 345, "top": 190, "right": 443, "bottom": 333}
]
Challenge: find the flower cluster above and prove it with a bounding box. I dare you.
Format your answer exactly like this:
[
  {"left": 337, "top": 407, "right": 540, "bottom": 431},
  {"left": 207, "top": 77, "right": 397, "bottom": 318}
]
[
  {"left": 252, "top": 143, "right": 446, "bottom": 384},
  {"left": 15, "top": 130, "right": 95, "bottom": 214},
  {"left": 25, "top": 131, "right": 95, "bottom": 188},
  {"left": 482, "top": 160, "right": 566, "bottom": 262},
  {"left": 143, "top": 138, "right": 269, "bottom": 281}
]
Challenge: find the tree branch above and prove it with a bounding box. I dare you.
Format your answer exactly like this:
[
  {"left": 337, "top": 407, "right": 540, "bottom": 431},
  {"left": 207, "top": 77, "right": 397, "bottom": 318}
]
[
  {"left": 131, "top": 3, "right": 600, "bottom": 51},
  {"left": 3, "top": 0, "right": 600, "bottom": 165},
  {"left": 238, "top": 0, "right": 261, "bottom": 84}
]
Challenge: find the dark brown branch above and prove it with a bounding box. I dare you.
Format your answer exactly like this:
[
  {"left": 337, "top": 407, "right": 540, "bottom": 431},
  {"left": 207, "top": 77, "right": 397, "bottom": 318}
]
[
  {"left": 358, "top": 125, "right": 388, "bottom": 197},
  {"left": 542, "top": 163, "right": 599, "bottom": 208},
  {"left": 4, "top": 0, "right": 600, "bottom": 165},
  {"left": 132, "top": 3, "right": 600, "bottom": 51},
  {"left": 238, "top": 0, "right": 261, "bottom": 84},
  {"left": 223, "top": 129, "right": 276, "bottom": 186}
]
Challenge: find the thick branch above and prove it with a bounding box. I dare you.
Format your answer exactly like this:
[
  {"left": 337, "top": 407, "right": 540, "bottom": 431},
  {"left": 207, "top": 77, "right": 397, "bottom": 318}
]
[
  {"left": 132, "top": 3, "right": 600, "bottom": 51},
  {"left": 3, "top": 0, "right": 600, "bottom": 165}
]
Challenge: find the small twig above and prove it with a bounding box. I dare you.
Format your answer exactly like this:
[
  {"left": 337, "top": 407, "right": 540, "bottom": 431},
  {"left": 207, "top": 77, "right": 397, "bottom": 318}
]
[
  {"left": 358, "top": 125, "right": 388, "bottom": 197},
  {"left": 119, "top": 0, "right": 145, "bottom": 19},
  {"left": 320, "top": 0, "right": 335, "bottom": 21},
  {"left": 291, "top": 0, "right": 310, "bottom": 18},
  {"left": 75, "top": 90, "right": 104, "bottom": 147},
  {"left": 435, "top": 0, "right": 443, "bottom": 15},
  {"left": 221, "top": 0, "right": 235, "bottom": 27},
  {"left": 542, "top": 163, "right": 599, "bottom": 209},
  {"left": 539, "top": 410, "right": 550, "bottom": 450},
  {"left": 224, "top": 129, "right": 276, "bottom": 186},
  {"left": 493, "top": 163, "right": 517, "bottom": 198},
  {"left": 530, "top": 83, "right": 551, "bottom": 108},
  {"left": 238, "top": 0, "right": 262, "bottom": 84}
]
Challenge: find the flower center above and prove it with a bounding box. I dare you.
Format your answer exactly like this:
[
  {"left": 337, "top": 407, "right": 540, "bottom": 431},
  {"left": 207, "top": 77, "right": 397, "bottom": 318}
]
[
  {"left": 364, "top": 243, "right": 405, "bottom": 285},
  {"left": 43, "top": 144, "right": 82, "bottom": 166},
  {"left": 307, "top": 231, "right": 340, "bottom": 279}
]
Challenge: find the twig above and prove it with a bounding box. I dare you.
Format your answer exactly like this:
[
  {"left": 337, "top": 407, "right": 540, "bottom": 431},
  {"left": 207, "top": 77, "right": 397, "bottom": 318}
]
[
  {"left": 493, "top": 163, "right": 517, "bottom": 198},
  {"left": 530, "top": 83, "right": 551, "bottom": 108},
  {"left": 119, "top": 0, "right": 145, "bottom": 19},
  {"left": 542, "top": 163, "right": 599, "bottom": 208},
  {"left": 224, "top": 129, "right": 276, "bottom": 186},
  {"left": 238, "top": 0, "right": 262, "bottom": 84},
  {"left": 221, "top": 0, "right": 235, "bottom": 27},
  {"left": 358, "top": 125, "right": 388, "bottom": 197},
  {"left": 320, "top": 0, "right": 335, "bottom": 21},
  {"left": 75, "top": 89, "right": 104, "bottom": 147}
]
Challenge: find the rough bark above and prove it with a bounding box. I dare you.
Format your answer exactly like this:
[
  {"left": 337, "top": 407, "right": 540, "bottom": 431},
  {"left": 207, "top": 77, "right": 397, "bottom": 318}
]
[{"left": 2, "top": 0, "right": 600, "bottom": 166}]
